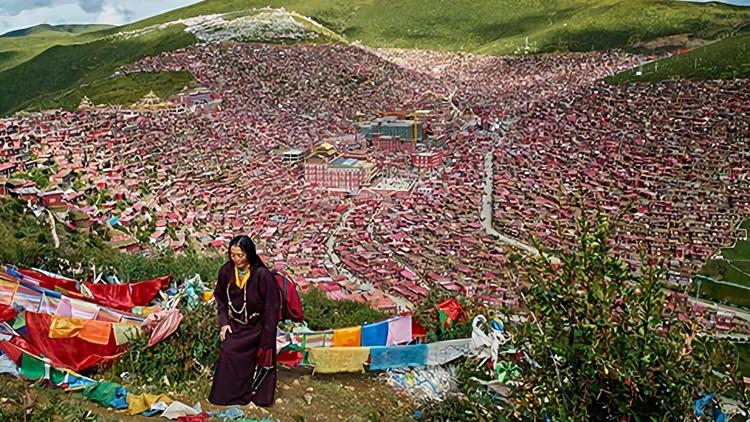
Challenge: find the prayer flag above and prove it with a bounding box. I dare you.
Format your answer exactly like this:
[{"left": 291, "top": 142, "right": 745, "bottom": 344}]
[
  {"left": 308, "top": 347, "right": 370, "bottom": 374},
  {"left": 369, "top": 344, "right": 428, "bottom": 371},
  {"left": 436, "top": 298, "right": 463, "bottom": 330},
  {"left": 386, "top": 315, "right": 412, "bottom": 346},
  {"left": 79, "top": 320, "right": 112, "bottom": 345},
  {"left": 361, "top": 321, "right": 388, "bottom": 347},
  {"left": 426, "top": 339, "right": 471, "bottom": 366},
  {"left": 332, "top": 326, "right": 361, "bottom": 347}
]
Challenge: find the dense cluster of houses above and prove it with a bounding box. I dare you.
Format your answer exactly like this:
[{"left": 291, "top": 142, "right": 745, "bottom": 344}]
[
  {"left": 491, "top": 79, "right": 750, "bottom": 275},
  {"left": 0, "top": 42, "right": 747, "bottom": 321}
]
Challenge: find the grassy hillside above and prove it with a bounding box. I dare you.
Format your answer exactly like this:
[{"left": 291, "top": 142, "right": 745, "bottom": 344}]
[
  {"left": 0, "top": 0, "right": 749, "bottom": 115},
  {"left": 697, "top": 220, "right": 750, "bottom": 308},
  {"left": 608, "top": 32, "right": 750, "bottom": 83},
  {"left": 57, "top": 71, "right": 196, "bottom": 110},
  {"left": 1, "top": 24, "right": 114, "bottom": 37},
  {"left": 0, "top": 26, "right": 195, "bottom": 114},
  {"left": 120, "top": 0, "right": 750, "bottom": 53},
  {"left": 0, "top": 25, "right": 115, "bottom": 73}
]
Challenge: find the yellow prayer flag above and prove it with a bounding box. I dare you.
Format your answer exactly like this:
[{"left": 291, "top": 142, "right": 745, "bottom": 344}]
[
  {"left": 332, "top": 326, "right": 362, "bottom": 347},
  {"left": 49, "top": 316, "right": 85, "bottom": 339},
  {"left": 308, "top": 347, "right": 370, "bottom": 374},
  {"left": 126, "top": 393, "right": 173, "bottom": 416}
]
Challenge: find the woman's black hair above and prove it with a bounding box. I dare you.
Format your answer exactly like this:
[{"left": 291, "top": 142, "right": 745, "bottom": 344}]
[{"left": 228, "top": 235, "right": 266, "bottom": 268}]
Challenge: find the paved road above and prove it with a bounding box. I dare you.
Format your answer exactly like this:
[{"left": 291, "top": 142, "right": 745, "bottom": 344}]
[
  {"left": 695, "top": 274, "right": 750, "bottom": 292},
  {"left": 689, "top": 296, "right": 750, "bottom": 322}
]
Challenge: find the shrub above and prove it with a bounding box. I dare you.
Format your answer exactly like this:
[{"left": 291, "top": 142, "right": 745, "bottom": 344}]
[
  {"left": 502, "top": 214, "right": 744, "bottom": 420},
  {"left": 103, "top": 301, "right": 219, "bottom": 396},
  {"left": 301, "top": 288, "right": 387, "bottom": 330}
]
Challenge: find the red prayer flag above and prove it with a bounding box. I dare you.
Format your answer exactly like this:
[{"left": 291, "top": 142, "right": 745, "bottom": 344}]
[
  {"left": 0, "top": 304, "right": 17, "bottom": 323},
  {"left": 436, "top": 298, "right": 463, "bottom": 322},
  {"left": 23, "top": 311, "right": 124, "bottom": 371}
]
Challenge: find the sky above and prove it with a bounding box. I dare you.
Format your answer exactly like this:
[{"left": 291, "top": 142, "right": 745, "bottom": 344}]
[
  {"left": 0, "top": 0, "right": 202, "bottom": 33},
  {"left": 1, "top": 0, "right": 749, "bottom": 34}
]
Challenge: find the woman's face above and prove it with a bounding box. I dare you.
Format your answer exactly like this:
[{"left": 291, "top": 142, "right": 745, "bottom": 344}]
[{"left": 230, "top": 245, "right": 249, "bottom": 268}]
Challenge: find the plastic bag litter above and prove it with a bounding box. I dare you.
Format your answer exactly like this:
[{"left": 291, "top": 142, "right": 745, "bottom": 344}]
[{"left": 381, "top": 365, "right": 459, "bottom": 402}]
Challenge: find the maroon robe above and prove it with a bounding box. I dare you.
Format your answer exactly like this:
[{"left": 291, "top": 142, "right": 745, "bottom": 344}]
[{"left": 209, "top": 262, "right": 279, "bottom": 406}]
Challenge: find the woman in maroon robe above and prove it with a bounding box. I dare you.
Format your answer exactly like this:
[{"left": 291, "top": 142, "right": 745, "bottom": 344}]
[{"left": 209, "top": 235, "right": 279, "bottom": 407}]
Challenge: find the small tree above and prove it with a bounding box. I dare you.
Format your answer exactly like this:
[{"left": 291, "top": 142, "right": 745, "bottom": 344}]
[{"left": 504, "top": 213, "right": 744, "bottom": 420}]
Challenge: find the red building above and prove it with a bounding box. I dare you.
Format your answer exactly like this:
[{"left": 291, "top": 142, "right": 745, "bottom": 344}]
[
  {"left": 372, "top": 134, "right": 415, "bottom": 154},
  {"left": 0, "top": 163, "right": 15, "bottom": 177},
  {"left": 305, "top": 156, "right": 377, "bottom": 192},
  {"left": 39, "top": 189, "right": 65, "bottom": 209},
  {"left": 412, "top": 150, "right": 443, "bottom": 171}
]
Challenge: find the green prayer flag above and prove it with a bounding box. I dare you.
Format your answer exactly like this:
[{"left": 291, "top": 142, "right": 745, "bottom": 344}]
[
  {"left": 20, "top": 353, "right": 68, "bottom": 385},
  {"left": 51, "top": 367, "right": 66, "bottom": 385},
  {"left": 20, "top": 353, "right": 46, "bottom": 381},
  {"left": 11, "top": 312, "right": 25, "bottom": 331},
  {"left": 437, "top": 308, "right": 451, "bottom": 330},
  {"left": 83, "top": 381, "right": 122, "bottom": 406}
]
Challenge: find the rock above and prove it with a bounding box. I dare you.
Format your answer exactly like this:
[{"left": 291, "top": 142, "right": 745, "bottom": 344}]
[
  {"left": 344, "top": 385, "right": 355, "bottom": 392},
  {"left": 292, "top": 379, "right": 301, "bottom": 386},
  {"left": 282, "top": 384, "right": 291, "bottom": 390},
  {"left": 306, "top": 387, "right": 314, "bottom": 392},
  {"left": 303, "top": 393, "right": 314, "bottom": 405},
  {"left": 275, "top": 398, "right": 285, "bottom": 405}
]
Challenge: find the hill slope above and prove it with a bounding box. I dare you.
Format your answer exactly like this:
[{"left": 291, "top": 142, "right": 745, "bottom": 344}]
[
  {"left": 607, "top": 32, "right": 750, "bottom": 83},
  {"left": 114, "top": 0, "right": 750, "bottom": 53},
  {"left": 0, "top": 24, "right": 114, "bottom": 38},
  {"left": 0, "top": 0, "right": 749, "bottom": 115}
]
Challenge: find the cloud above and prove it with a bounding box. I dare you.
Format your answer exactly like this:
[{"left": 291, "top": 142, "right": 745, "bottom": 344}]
[
  {"left": 0, "top": 0, "right": 203, "bottom": 33},
  {"left": 78, "top": 0, "right": 106, "bottom": 14},
  {"left": 0, "top": 1, "right": 54, "bottom": 16},
  {"left": 96, "top": 2, "right": 134, "bottom": 25},
  {"left": 0, "top": 0, "right": 106, "bottom": 16}
]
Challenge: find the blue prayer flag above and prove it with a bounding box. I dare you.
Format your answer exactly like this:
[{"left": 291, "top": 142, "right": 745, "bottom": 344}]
[
  {"left": 369, "top": 344, "right": 428, "bottom": 371},
  {"left": 361, "top": 321, "right": 388, "bottom": 347}
]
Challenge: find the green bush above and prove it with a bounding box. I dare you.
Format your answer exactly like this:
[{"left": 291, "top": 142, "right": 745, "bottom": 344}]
[
  {"left": 413, "top": 288, "right": 481, "bottom": 343},
  {"left": 105, "top": 301, "right": 219, "bottom": 395},
  {"left": 104, "top": 250, "right": 223, "bottom": 285},
  {"left": 301, "top": 288, "right": 387, "bottom": 330},
  {"left": 502, "top": 214, "right": 744, "bottom": 420}
]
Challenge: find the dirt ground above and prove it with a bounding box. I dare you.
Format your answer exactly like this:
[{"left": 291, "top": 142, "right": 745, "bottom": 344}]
[{"left": 1, "top": 367, "right": 417, "bottom": 421}]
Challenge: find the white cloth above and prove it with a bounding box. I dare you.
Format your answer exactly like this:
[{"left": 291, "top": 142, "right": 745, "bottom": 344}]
[
  {"left": 469, "top": 315, "right": 508, "bottom": 366},
  {"left": 0, "top": 353, "right": 19, "bottom": 377},
  {"left": 161, "top": 401, "right": 201, "bottom": 419},
  {"left": 426, "top": 339, "right": 470, "bottom": 366}
]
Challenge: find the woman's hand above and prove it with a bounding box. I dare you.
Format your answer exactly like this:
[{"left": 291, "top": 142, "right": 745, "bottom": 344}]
[{"left": 219, "top": 325, "right": 232, "bottom": 341}]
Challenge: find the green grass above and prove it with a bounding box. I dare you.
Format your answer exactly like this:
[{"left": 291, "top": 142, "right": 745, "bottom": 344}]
[
  {"left": 59, "top": 71, "right": 196, "bottom": 110},
  {"left": 697, "top": 220, "right": 750, "bottom": 308},
  {"left": 0, "top": 0, "right": 749, "bottom": 115},
  {"left": 608, "top": 32, "right": 750, "bottom": 83},
  {"left": 696, "top": 276, "right": 750, "bottom": 308},
  {"left": 0, "top": 25, "right": 113, "bottom": 73},
  {"left": 0, "top": 26, "right": 196, "bottom": 115},
  {"left": 119, "top": 0, "right": 750, "bottom": 55},
  {"left": 1, "top": 24, "right": 115, "bottom": 38}
]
